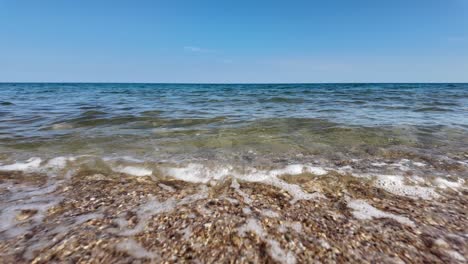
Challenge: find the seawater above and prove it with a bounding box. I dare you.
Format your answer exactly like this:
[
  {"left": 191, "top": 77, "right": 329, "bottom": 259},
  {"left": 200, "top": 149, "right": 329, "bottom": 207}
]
[{"left": 0, "top": 83, "right": 467, "bottom": 184}]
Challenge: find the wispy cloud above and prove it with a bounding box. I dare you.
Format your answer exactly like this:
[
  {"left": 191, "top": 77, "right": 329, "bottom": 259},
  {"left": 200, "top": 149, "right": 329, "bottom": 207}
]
[{"left": 183, "top": 46, "right": 216, "bottom": 53}]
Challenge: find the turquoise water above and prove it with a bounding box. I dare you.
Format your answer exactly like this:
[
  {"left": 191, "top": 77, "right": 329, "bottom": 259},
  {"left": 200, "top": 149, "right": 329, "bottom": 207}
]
[{"left": 0, "top": 83, "right": 467, "bottom": 180}]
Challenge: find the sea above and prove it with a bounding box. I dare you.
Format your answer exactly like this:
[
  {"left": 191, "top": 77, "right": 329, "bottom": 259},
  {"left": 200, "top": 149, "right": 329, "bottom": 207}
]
[{"left": 0, "top": 83, "right": 467, "bottom": 183}]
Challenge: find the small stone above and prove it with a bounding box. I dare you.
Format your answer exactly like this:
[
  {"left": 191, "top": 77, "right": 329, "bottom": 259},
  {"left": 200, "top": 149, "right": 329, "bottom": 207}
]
[{"left": 16, "top": 209, "right": 38, "bottom": 221}]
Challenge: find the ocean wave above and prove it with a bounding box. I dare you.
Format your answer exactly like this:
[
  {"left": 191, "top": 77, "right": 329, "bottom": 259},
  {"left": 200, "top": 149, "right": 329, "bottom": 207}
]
[
  {"left": 43, "top": 115, "right": 229, "bottom": 130},
  {"left": 258, "top": 97, "right": 306, "bottom": 104},
  {"left": 414, "top": 107, "right": 453, "bottom": 112},
  {"left": 1, "top": 156, "right": 465, "bottom": 201}
]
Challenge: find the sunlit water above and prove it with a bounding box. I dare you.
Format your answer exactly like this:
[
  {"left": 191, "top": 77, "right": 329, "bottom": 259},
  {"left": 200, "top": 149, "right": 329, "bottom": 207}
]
[{"left": 0, "top": 83, "right": 467, "bottom": 183}]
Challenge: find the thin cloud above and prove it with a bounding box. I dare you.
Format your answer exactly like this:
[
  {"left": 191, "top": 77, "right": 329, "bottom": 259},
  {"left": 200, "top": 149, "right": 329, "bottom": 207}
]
[{"left": 183, "top": 46, "right": 216, "bottom": 53}]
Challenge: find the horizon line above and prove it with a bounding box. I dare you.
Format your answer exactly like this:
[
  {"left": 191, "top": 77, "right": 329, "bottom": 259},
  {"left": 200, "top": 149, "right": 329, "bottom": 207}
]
[{"left": 1, "top": 82, "right": 467, "bottom": 85}]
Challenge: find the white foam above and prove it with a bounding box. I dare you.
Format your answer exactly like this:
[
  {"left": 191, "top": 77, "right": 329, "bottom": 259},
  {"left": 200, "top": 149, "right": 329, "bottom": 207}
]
[
  {"left": 0, "top": 194, "right": 61, "bottom": 238},
  {"left": 22, "top": 214, "right": 101, "bottom": 261},
  {"left": 347, "top": 199, "right": 415, "bottom": 226},
  {"left": 113, "top": 166, "right": 152, "bottom": 177},
  {"left": 158, "top": 183, "right": 175, "bottom": 192},
  {"left": 336, "top": 165, "right": 353, "bottom": 175},
  {"left": 0, "top": 182, "right": 63, "bottom": 243},
  {"left": 164, "top": 163, "right": 327, "bottom": 184},
  {"left": 114, "top": 189, "right": 207, "bottom": 236},
  {"left": 238, "top": 218, "right": 296, "bottom": 264},
  {"left": 389, "top": 159, "right": 426, "bottom": 169},
  {"left": 390, "top": 160, "right": 411, "bottom": 171},
  {"left": 413, "top": 161, "right": 426, "bottom": 167},
  {"left": 319, "top": 239, "right": 331, "bottom": 249},
  {"left": 261, "top": 209, "right": 280, "bottom": 218},
  {"left": 242, "top": 207, "right": 252, "bottom": 215},
  {"left": 235, "top": 169, "right": 324, "bottom": 203},
  {"left": 164, "top": 163, "right": 232, "bottom": 183},
  {"left": 117, "top": 197, "right": 177, "bottom": 236},
  {"left": 290, "top": 221, "right": 302, "bottom": 233},
  {"left": 0, "top": 157, "right": 42, "bottom": 172},
  {"left": 267, "top": 239, "right": 297, "bottom": 264},
  {"left": 104, "top": 156, "right": 145, "bottom": 163},
  {"left": 180, "top": 226, "right": 192, "bottom": 240},
  {"left": 238, "top": 218, "right": 265, "bottom": 237},
  {"left": 45, "top": 157, "right": 68, "bottom": 169},
  {"left": 374, "top": 175, "right": 439, "bottom": 200},
  {"left": 116, "top": 239, "right": 159, "bottom": 260},
  {"left": 49, "top": 212, "right": 103, "bottom": 235},
  {"left": 278, "top": 221, "right": 302, "bottom": 233},
  {"left": 3, "top": 181, "right": 61, "bottom": 204},
  {"left": 435, "top": 178, "right": 465, "bottom": 190},
  {"left": 231, "top": 179, "right": 252, "bottom": 204},
  {"left": 445, "top": 250, "right": 466, "bottom": 262},
  {"left": 165, "top": 164, "right": 325, "bottom": 203},
  {"left": 45, "top": 156, "right": 77, "bottom": 171},
  {"left": 260, "top": 177, "right": 324, "bottom": 203},
  {"left": 268, "top": 164, "right": 327, "bottom": 176},
  {"left": 371, "top": 162, "right": 387, "bottom": 167}
]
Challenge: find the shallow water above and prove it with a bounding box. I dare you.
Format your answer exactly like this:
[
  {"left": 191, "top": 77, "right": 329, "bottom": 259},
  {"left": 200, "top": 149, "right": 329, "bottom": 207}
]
[{"left": 0, "top": 83, "right": 467, "bottom": 180}]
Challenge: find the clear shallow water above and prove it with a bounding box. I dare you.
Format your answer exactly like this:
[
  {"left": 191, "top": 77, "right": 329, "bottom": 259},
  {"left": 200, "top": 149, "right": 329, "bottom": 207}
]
[{"left": 0, "top": 83, "right": 467, "bottom": 182}]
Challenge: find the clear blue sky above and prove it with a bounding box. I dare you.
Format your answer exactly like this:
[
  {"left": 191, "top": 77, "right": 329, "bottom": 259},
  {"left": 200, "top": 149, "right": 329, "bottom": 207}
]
[{"left": 1, "top": 0, "right": 467, "bottom": 83}]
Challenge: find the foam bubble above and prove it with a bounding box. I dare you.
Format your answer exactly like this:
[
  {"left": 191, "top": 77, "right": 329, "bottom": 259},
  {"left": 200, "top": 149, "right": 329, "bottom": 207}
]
[
  {"left": 164, "top": 163, "right": 327, "bottom": 184},
  {"left": 261, "top": 209, "right": 280, "bottom": 218},
  {"left": 374, "top": 175, "right": 439, "bottom": 200},
  {"left": 267, "top": 239, "right": 297, "bottom": 264},
  {"left": 114, "top": 189, "right": 207, "bottom": 236},
  {"left": 278, "top": 221, "right": 302, "bottom": 233},
  {"left": 268, "top": 164, "right": 328, "bottom": 176},
  {"left": 238, "top": 218, "right": 265, "bottom": 237},
  {"left": 165, "top": 164, "right": 325, "bottom": 203},
  {"left": 164, "top": 163, "right": 232, "bottom": 183},
  {"left": 413, "top": 161, "right": 426, "bottom": 167},
  {"left": 180, "top": 226, "right": 192, "bottom": 240},
  {"left": 0, "top": 183, "right": 62, "bottom": 238},
  {"left": 231, "top": 179, "right": 252, "bottom": 204},
  {"left": 347, "top": 199, "right": 415, "bottom": 226},
  {"left": 0, "top": 157, "right": 42, "bottom": 172},
  {"left": 113, "top": 166, "right": 152, "bottom": 177},
  {"left": 103, "top": 156, "right": 145, "bottom": 163},
  {"left": 117, "top": 197, "right": 177, "bottom": 236},
  {"left": 20, "top": 209, "right": 104, "bottom": 259},
  {"left": 45, "top": 156, "right": 77, "bottom": 171},
  {"left": 238, "top": 218, "right": 296, "bottom": 264},
  {"left": 445, "top": 250, "right": 466, "bottom": 262},
  {"left": 435, "top": 178, "right": 465, "bottom": 190},
  {"left": 260, "top": 177, "right": 324, "bottom": 203},
  {"left": 158, "top": 183, "right": 175, "bottom": 192},
  {"left": 371, "top": 162, "right": 387, "bottom": 167},
  {"left": 116, "top": 239, "right": 159, "bottom": 260}
]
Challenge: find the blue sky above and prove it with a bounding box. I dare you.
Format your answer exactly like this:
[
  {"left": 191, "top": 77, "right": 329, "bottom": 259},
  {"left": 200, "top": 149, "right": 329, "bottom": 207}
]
[{"left": 1, "top": 0, "right": 467, "bottom": 83}]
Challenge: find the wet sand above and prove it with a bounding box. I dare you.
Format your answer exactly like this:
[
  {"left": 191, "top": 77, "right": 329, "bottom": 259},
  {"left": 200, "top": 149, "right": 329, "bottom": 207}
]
[{"left": 0, "top": 169, "right": 466, "bottom": 263}]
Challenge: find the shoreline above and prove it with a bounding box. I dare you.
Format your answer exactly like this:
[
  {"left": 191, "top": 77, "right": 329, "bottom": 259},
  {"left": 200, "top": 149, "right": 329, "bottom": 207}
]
[{"left": 1, "top": 168, "right": 466, "bottom": 263}]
